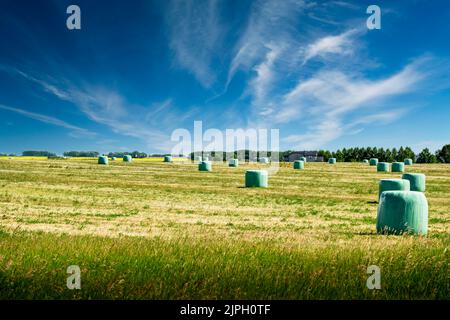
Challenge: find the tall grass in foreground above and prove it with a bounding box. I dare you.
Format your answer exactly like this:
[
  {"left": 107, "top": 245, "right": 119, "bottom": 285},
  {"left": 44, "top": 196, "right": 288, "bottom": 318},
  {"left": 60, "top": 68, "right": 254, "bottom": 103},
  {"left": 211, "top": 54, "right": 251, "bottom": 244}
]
[{"left": 0, "top": 230, "right": 448, "bottom": 299}]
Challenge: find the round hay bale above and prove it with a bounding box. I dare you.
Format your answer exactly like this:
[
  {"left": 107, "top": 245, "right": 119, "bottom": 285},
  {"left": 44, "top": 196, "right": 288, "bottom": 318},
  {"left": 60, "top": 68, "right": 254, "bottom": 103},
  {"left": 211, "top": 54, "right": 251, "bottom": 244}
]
[
  {"left": 377, "top": 162, "right": 390, "bottom": 172},
  {"left": 369, "top": 158, "right": 378, "bottom": 166},
  {"left": 377, "top": 191, "right": 428, "bottom": 235},
  {"left": 164, "top": 155, "right": 172, "bottom": 163},
  {"left": 392, "top": 162, "right": 405, "bottom": 173},
  {"left": 300, "top": 156, "right": 307, "bottom": 162},
  {"left": 259, "top": 157, "right": 269, "bottom": 164},
  {"left": 198, "top": 161, "right": 212, "bottom": 172},
  {"left": 404, "top": 158, "right": 413, "bottom": 165},
  {"left": 363, "top": 159, "right": 369, "bottom": 164},
  {"left": 123, "top": 155, "right": 132, "bottom": 162},
  {"left": 98, "top": 156, "right": 108, "bottom": 165},
  {"left": 402, "top": 173, "right": 426, "bottom": 192},
  {"left": 328, "top": 158, "right": 336, "bottom": 164},
  {"left": 293, "top": 160, "right": 304, "bottom": 169},
  {"left": 229, "top": 159, "right": 239, "bottom": 167},
  {"left": 111, "top": 157, "right": 116, "bottom": 161},
  {"left": 245, "top": 170, "right": 268, "bottom": 188},
  {"left": 379, "top": 179, "right": 410, "bottom": 199}
]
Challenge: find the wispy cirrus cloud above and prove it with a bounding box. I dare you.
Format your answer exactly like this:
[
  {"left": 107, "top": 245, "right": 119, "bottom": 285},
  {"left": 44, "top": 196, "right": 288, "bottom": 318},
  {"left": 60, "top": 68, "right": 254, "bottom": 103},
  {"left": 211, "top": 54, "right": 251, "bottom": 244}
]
[
  {"left": 279, "top": 57, "right": 429, "bottom": 149},
  {"left": 2, "top": 67, "right": 180, "bottom": 150},
  {"left": 0, "top": 103, "right": 95, "bottom": 137},
  {"left": 302, "top": 29, "right": 359, "bottom": 65},
  {"left": 166, "top": 0, "right": 224, "bottom": 88}
]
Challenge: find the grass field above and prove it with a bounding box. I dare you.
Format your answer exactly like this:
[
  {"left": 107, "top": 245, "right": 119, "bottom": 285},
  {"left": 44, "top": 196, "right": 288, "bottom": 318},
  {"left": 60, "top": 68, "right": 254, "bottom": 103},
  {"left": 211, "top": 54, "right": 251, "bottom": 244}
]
[{"left": 0, "top": 159, "right": 448, "bottom": 299}]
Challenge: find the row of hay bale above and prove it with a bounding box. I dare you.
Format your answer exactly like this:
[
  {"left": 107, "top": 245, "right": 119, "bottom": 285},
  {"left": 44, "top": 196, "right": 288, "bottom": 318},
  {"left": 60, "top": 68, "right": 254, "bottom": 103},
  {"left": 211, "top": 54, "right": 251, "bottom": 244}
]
[
  {"left": 364, "top": 158, "right": 414, "bottom": 173},
  {"left": 376, "top": 173, "right": 427, "bottom": 235},
  {"left": 98, "top": 155, "right": 133, "bottom": 165}
]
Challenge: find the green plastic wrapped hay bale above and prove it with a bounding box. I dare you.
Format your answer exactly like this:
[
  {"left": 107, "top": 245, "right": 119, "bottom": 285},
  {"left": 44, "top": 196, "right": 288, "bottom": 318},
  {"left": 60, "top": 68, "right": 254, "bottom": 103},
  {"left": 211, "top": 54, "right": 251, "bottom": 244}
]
[
  {"left": 369, "top": 158, "right": 378, "bottom": 166},
  {"left": 328, "top": 158, "right": 336, "bottom": 164},
  {"left": 123, "top": 155, "right": 132, "bottom": 162},
  {"left": 363, "top": 159, "right": 369, "bottom": 164},
  {"left": 164, "top": 155, "right": 172, "bottom": 163},
  {"left": 198, "top": 161, "right": 212, "bottom": 172},
  {"left": 402, "top": 173, "right": 426, "bottom": 192},
  {"left": 98, "top": 156, "right": 108, "bottom": 165},
  {"left": 229, "top": 159, "right": 239, "bottom": 167},
  {"left": 379, "top": 179, "right": 410, "bottom": 199},
  {"left": 377, "top": 191, "right": 428, "bottom": 235},
  {"left": 404, "top": 158, "right": 413, "bottom": 165},
  {"left": 245, "top": 170, "right": 268, "bottom": 188},
  {"left": 377, "top": 162, "right": 390, "bottom": 172},
  {"left": 300, "top": 156, "right": 307, "bottom": 162},
  {"left": 392, "top": 162, "right": 405, "bottom": 173},
  {"left": 293, "top": 160, "right": 304, "bottom": 169},
  {"left": 259, "top": 157, "right": 269, "bottom": 164},
  {"left": 111, "top": 157, "right": 116, "bottom": 161}
]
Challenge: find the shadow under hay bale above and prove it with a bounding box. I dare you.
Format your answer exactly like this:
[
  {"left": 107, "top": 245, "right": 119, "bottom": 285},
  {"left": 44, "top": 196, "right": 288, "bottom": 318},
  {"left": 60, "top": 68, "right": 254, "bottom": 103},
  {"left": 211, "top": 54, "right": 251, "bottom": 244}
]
[{"left": 377, "top": 191, "right": 428, "bottom": 235}]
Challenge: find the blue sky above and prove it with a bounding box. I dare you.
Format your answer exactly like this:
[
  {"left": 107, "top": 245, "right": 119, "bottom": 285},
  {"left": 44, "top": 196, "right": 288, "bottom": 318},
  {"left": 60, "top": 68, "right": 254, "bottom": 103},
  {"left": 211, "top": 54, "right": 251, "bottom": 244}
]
[{"left": 0, "top": 0, "right": 449, "bottom": 154}]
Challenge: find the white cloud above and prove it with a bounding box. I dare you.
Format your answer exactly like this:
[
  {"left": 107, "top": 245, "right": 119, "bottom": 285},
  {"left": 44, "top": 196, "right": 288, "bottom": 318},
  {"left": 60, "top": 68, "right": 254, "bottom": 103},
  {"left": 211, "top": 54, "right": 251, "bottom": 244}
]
[
  {"left": 0, "top": 104, "right": 95, "bottom": 137},
  {"left": 167, "top": 0, "right": 224, "bottom": 88},
  {"left": 302, "top": 29, "right": 358, "bottom": 65}
]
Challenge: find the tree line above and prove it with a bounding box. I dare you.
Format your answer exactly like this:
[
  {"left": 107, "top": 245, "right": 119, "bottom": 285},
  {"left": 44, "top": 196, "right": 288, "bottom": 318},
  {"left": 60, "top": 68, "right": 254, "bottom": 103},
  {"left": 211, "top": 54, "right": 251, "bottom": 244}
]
[
  {"left": 318, "top": 145, "right": 450, "bottom": 163},
  {"left": 4, "top": 145, "right": 450, "bottom": 163}
]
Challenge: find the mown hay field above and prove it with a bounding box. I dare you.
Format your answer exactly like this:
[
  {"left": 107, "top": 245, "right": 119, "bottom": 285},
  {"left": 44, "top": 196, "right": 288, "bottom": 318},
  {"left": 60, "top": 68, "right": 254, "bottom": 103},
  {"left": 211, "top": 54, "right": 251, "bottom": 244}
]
[{"left": 0, "top": 159, "right": 448, "bottom": 299}]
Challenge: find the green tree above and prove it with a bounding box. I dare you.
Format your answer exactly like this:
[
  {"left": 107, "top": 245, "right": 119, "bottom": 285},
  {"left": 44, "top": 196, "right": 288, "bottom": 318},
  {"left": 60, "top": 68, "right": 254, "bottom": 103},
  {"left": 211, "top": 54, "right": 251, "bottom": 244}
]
[
  {"left": 416, "top": 148, "right": 437, "bottom": 163},
  {"left": 436, "top": 144, "right": 450, "bottom": 163}
]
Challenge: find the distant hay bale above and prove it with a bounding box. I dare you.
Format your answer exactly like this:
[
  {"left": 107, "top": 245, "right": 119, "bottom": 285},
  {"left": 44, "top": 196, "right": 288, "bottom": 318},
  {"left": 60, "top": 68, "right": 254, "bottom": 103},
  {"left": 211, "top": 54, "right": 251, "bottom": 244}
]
[
  {"left": 377, "top": 162, "right": 390, "bottom": 172},
  {"left": 377, "top": 191, "right": 428, "bottom": 235},
  {"left": 245, "top": 170, "right": 268, "bottom": 188},
  {"left": 199, "top": 161, "right": 212, "bottom": 172},
  {"left": 404, "top": 158, "right": 413, "bottom": 165},
  {"left": 98, "top": 156, "right": 108, "bottom": 165},
  {"left": 259, "top": 157, "right": 269, "bottom": 164},
  {"left": 229, "top": 159, "right": 239, "bottom": 167},
  {"left": 111, "top": 157, "right": 116, "bottom": 161},
  {"left": 293, "top": 160, "right": 304, "bottom": 169},
  {"left": 164, "top": 155, "right": 172, "bottom": 163},
  {"left": 392, "top": 162, "right": 405, "bottom": 173},
  {"left": 369, "top": 158, "right": 378, "bottom": 166},
  {"left": 328, "top": 158, "right": 336, "bottom": 164},
  {"left": 363, "top": 159, "right": 369, "bottom": 164},
  {"left": 379, "top": 179, "right": 410, "bottom": 199},
  {"left": 123, "top": 155, "right": 132, "bottom": 162},
  {"left": 402, "top": 173, "right": 426, "bottom": 192},
  {"left": 300, "top": 156, "right": 307, "bottom": 162}
]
